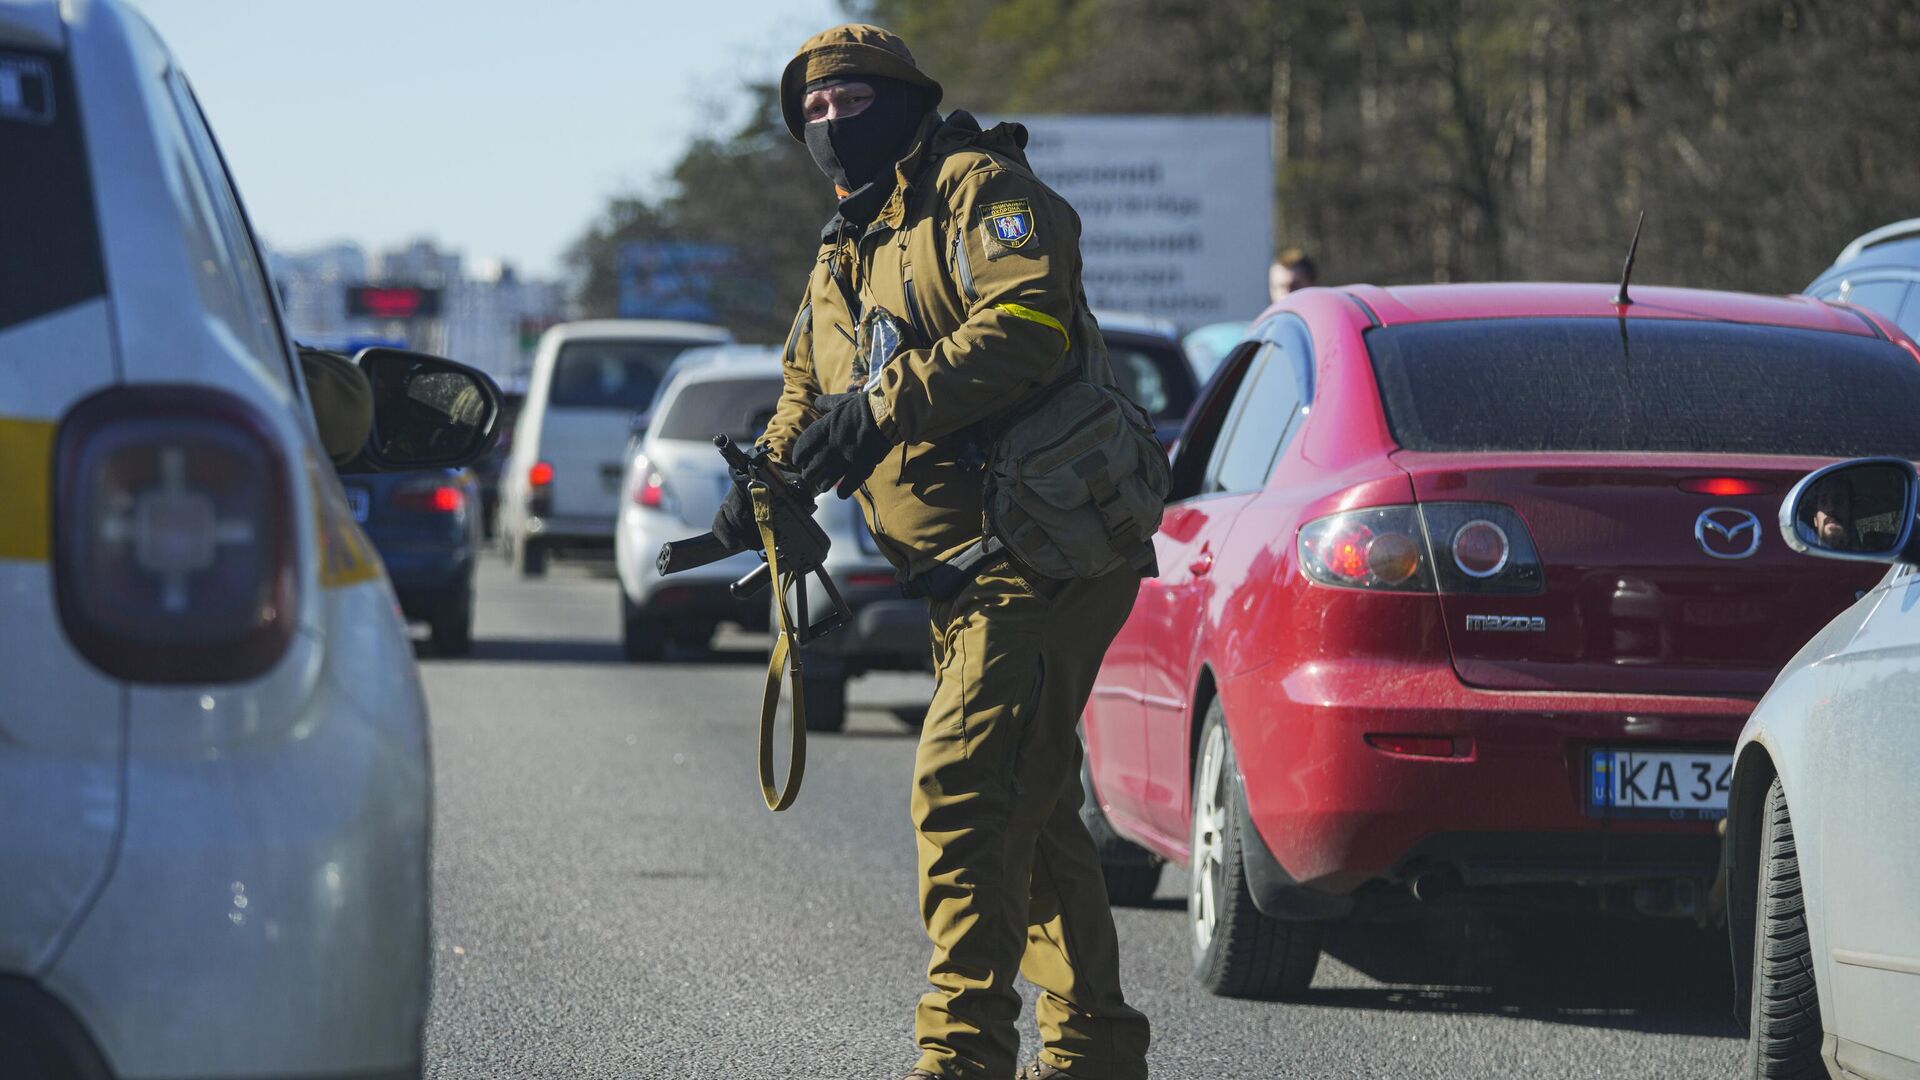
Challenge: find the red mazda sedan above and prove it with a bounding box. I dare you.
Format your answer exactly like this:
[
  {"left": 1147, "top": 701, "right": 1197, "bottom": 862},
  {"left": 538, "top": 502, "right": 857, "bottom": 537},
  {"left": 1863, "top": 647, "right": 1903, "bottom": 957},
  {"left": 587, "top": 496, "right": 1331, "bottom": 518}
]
[{"left": 1079, "top": 283, "right": 1920, "bottom": 998}]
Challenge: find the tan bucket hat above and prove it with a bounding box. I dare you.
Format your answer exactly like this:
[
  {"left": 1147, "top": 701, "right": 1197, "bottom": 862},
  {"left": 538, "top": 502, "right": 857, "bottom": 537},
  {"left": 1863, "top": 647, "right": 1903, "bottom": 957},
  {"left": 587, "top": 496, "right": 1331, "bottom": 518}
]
[{"left": 780, "top": 23, "right": 943, "bottom": 141}]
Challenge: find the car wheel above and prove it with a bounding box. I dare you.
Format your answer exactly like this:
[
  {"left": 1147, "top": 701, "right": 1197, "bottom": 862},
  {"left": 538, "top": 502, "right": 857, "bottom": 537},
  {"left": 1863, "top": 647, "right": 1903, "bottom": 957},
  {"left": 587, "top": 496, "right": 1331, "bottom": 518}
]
[
  {"left": 1745, "top": 777, "right": 1825, "bottom": 1079},
  {"left": 516, "top": 536, "right": 548, "bottom": 578},
  {"left": 621, "top": 593, "right": 664, "bottom": 662},
  {"left": 1080, "top": 746, "right": 1162, "bottom": 906},
  {"left": 800, "top": 672, "right": 848, "bottom": 733},
  {"left": 429, "top": 585, "right": 473, "bottom": 657},
  {"left": 1189, "top": 700, "right": 1322, "bottom": 999}
]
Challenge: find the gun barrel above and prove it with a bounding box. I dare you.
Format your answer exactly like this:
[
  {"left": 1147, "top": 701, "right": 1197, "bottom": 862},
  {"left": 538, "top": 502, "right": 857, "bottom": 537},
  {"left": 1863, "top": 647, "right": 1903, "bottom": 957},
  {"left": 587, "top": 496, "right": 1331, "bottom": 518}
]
[{"left": 656, "top": 532, "right": 735, "bottom": 577}]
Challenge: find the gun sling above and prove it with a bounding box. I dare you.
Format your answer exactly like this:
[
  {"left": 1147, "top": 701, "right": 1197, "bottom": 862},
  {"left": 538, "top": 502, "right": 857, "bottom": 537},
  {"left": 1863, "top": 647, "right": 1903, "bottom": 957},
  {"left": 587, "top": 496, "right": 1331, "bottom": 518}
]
[{"left": 752, "top": 482, "right": 807, "bottom": 812}]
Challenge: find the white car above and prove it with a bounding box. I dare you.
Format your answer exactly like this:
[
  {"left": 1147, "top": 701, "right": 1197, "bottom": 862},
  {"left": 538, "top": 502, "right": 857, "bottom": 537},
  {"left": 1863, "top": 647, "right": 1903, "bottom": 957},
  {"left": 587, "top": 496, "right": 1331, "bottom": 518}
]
[
  {"left": 500, "top": 319, "right": 730, "bottom": 576},
  {"left": 1727, "top": 457, "right": 1920, "bottom": 1080},
  {"left": 614, "top": 346, "right": 782, "bottom": 659},
  {"left": 1, "top": 4, "right": 495, "bottom": 1076}
]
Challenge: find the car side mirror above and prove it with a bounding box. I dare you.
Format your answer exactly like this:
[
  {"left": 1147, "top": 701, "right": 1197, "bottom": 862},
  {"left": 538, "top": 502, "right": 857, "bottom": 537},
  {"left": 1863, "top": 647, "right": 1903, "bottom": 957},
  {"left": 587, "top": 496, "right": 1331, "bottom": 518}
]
[
  {"left": 1779, "top": 457, "right": 1920, "bottom": 563},
  {"left": 345, "top": 348, "right": 502, "bottom": 473}
]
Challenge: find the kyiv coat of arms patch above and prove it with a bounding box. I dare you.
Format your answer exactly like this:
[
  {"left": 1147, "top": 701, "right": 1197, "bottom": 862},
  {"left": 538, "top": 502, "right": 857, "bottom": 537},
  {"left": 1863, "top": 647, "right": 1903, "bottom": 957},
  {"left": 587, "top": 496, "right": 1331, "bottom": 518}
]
[{"left": 980, "top": 198, "right": 1036, "bottom": 258}]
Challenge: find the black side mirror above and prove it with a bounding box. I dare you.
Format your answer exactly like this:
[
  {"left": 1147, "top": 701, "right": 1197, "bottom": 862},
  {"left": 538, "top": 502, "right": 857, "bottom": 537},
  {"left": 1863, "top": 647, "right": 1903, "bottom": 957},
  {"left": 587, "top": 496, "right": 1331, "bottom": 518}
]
[
  {"left": 345, "top": 348, "right": 502, "bottom": 473},
  {"left": 1779, "top": 457, "right": 1920, "bottom": 563}
]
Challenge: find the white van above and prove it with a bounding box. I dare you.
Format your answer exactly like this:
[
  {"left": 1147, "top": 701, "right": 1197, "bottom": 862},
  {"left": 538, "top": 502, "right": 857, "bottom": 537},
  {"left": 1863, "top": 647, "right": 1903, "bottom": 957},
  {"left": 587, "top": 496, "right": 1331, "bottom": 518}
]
[{"left": 500, "top": 319, "right": 730, "bottom": 575}]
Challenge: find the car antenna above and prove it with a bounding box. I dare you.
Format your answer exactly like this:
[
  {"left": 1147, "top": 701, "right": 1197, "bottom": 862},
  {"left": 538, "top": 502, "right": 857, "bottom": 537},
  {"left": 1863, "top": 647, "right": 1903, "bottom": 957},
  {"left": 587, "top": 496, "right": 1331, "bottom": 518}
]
[{"left": 1614, "top": 211, "right": 1645, "bottom": 306}]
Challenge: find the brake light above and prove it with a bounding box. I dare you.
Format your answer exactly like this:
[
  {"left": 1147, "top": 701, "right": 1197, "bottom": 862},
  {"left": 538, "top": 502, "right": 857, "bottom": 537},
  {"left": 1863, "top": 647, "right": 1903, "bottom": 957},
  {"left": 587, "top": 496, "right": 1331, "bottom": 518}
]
[
  {"left": 528, "top": 461, "right": 554, "bottom": 488},
  {"left": 392, "top": 480, "right": 465, "bottom": 514},
  {"left": 1679, "top": 476, "right": 1773, "bottom": 496},
  {"left": 52, "top": 386, "right": 297, "bottom": 683},
  {"left": 1299, "top": 502, "right": 1544, "bottom": 594},
  {"left": 1299, "top": 507, "right": 1433, "bottom": 591},
  {"left": 630, "top": 458, "right": 667, "bottom": 509}
]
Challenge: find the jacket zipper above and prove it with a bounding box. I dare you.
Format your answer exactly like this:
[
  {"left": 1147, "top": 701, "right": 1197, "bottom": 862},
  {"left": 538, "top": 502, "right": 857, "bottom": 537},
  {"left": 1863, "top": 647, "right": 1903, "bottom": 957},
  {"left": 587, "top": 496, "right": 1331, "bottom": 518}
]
[
  {"left": 903, "top": 273, "right": 925, "bottom": 340},
  {"left": 951, "top": 229, "right": 977, "bottom": 305}
]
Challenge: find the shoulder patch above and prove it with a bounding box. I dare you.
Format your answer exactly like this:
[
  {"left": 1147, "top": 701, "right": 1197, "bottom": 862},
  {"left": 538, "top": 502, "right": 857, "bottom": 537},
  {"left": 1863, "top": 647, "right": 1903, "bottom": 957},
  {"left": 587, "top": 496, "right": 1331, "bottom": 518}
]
[{"left": 979, "top": 198, "right": 1036, "bottom": 259}]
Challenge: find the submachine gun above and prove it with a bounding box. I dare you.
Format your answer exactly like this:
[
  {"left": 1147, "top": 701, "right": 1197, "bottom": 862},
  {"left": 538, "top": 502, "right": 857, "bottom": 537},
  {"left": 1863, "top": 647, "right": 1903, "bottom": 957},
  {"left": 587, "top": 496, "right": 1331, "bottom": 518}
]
[{"left": 656, "top": 435, "right": 851, "bottom": 811}]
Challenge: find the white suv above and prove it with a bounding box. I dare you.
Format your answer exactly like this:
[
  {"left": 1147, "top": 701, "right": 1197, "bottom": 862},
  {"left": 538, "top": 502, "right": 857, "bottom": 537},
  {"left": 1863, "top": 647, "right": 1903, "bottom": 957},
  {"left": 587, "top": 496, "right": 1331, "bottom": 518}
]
[{"left": 1, "top": 4, "right": 495, "bottom": 1077}]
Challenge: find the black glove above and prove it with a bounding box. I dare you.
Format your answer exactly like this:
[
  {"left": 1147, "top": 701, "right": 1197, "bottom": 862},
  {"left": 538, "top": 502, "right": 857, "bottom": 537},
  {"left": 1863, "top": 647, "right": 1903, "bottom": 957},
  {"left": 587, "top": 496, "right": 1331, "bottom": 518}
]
[
  {"left": 711, "top": 482, "right": 762, "bottom": 553},
  {"left": 791, "top": 392, "right": 893, "bottom": 499}
]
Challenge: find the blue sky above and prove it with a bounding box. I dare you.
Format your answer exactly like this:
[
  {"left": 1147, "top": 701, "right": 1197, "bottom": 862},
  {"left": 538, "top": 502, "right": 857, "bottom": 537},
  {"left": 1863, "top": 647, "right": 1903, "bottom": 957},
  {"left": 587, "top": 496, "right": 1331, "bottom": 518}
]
[{"left": 135, "top": 0, "right": 845, "bottom": 278}]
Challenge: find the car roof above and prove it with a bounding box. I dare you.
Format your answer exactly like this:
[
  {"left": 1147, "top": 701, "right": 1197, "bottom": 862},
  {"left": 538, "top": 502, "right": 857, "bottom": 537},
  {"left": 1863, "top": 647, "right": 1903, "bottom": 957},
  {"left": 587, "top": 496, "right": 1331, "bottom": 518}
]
[
  {"left": 1832, "top": 218, "right": 1920, "bottom": 267},
  {"left": 669, "top": 345, "right": 782, "bottom": 383},
  {"left": 1094, "top": 310, "right": 1180, "bottom": 340},
  {"left": 0, "top": 0, "right": 63, "bottom": 49},
  {"left": 1328, "top": 282, "right": 1879, "bottom": 337},
  {"left": 544, "top": 319, "right": 732, "bottom": 345}
]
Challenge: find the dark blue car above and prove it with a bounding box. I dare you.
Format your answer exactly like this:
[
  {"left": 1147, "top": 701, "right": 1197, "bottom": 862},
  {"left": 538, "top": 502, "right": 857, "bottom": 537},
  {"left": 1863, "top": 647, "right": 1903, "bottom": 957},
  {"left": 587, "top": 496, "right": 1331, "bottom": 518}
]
[{"left": 338, "top": 468, "right": 481, "bottom": 655}]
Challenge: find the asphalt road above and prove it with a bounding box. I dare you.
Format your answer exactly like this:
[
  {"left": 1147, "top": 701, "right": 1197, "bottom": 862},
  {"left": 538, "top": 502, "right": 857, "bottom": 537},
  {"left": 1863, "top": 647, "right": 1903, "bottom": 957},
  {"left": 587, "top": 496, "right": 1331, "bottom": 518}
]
[{"left": 419, "top": 558, "right": 1747, "bottom": 1079}]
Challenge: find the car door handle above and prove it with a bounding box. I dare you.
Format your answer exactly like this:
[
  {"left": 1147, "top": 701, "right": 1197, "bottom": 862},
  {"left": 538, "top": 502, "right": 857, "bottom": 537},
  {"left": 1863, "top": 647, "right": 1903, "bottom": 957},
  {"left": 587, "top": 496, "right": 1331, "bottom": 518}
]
[{"left": 1189, "top": 548, "right": 1214, "bottom": 576}]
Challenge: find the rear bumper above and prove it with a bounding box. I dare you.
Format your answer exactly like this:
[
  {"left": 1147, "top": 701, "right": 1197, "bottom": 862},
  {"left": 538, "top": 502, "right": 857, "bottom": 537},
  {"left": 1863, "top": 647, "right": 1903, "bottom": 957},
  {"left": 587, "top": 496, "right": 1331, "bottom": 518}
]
[
  {"left": 1225, "top": 659, "right": 1752, "bottom": 895},
  {"left": 0, "top": 977, "right": 419, "bottom": 1079},
  {"left": 376, "top": 544, "right": 471, "bottom": 612},
  {"left": 36, "top": 692, "right": 429, "bottom": 1078},
  {"left": 805, "top": 592, "right": 929, "bottom": 665}
]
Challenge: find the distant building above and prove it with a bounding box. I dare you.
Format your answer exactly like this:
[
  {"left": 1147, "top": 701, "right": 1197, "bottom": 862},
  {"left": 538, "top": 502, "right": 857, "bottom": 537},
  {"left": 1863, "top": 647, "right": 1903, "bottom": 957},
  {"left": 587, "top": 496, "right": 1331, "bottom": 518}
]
[{"left": 269, "top": 238, "right": 565, "bottom": 386}]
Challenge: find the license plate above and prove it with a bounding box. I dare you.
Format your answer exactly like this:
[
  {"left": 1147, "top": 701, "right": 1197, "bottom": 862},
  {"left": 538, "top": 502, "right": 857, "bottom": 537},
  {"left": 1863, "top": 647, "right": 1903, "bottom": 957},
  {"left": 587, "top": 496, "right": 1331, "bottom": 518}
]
[
  {"left": 1589, "top": 747, "right": 1731, "bottom": 818},
  {"left": 601, "top": 462, "right": 624, "bottom": 494},
  {"left": 343, "top": 486, "right": 370, "bottom": 523},
  {"left": 1682, "top": 598, "right": 1767, "bottom": 627}
]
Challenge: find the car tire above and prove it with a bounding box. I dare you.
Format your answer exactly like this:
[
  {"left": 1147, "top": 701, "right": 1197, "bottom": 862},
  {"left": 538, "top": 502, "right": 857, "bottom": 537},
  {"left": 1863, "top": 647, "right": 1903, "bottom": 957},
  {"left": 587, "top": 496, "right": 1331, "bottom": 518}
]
[
  {"left": 800, "top": 672, "right": 848, "bottom": 733},
  {"left": 1188, "top": 700, "right": 1322, "bottom": 999},
  {"left": 621, "top": 593, "right": 665, "bottom": 662},
  {"left": 516, "top": 536, "right": 548, "bottom": 578},
  {"left": 1745, "top": 777, "right": 1825, "bottom": 1079},
  {"left": 1080, "top": 747, "right": 1162, "bottom": 906},
  {"left": 429, "top": 584, "right": 473, "bottom": 657}
]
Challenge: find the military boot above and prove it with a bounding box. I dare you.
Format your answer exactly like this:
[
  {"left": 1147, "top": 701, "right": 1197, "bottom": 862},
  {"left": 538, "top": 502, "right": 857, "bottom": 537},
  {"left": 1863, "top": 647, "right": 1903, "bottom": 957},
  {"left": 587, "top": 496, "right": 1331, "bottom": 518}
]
[
  {"left": 900, "top": 1072, "right": 940, "bottom": 1080},
  {"left": 1015, "top": 1061, "right": 1069, "bottom": 1080}
]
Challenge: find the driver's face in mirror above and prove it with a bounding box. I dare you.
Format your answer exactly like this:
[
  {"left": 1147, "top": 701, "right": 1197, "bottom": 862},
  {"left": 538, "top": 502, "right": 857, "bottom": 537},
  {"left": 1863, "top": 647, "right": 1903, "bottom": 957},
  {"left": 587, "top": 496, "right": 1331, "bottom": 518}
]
[{"left": 1812, "top": 482, "right": 1853, "bottom": 549}]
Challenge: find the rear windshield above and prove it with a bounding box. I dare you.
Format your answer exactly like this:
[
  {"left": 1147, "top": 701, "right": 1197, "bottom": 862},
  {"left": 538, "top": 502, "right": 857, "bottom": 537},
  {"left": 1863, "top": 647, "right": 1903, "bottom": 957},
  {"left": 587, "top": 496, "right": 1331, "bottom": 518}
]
[
  {"left": 655, "top": 377, "right": 782, "bottom": 443},
  {"left": 1104, "top": 335, "right": 1196, "bottom": 419},
  {"left": 1, "top": 48, "right": 106, "bottom": 332},
  {"left": 1368, "top": 318, "right": 1920, "bottom": 457},
  {"left": 549, "top": 339, "right": 710, "bottom": 410}
]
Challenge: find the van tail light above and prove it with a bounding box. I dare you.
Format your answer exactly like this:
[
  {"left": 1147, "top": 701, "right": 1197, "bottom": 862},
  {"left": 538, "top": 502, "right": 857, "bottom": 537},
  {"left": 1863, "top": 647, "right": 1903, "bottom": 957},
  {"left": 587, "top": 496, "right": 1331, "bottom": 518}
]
[
  {"left": 527, "top": 459, "right": 553, "bottom": 516},
  {"left": 53, "top": 386, "right": 297, "bottom": 683},
  {"left": 392, "top": 479, "right": 465, "bottom": 515},
  {"left": 630, "top": 457, "right": 668, "bottom": 510},
  {"left": 1299, "top": 506, "right": 1435, "bottom": 591},
  {"left": 1298, "top": 502, "right": 1543, "bottom": 595}
]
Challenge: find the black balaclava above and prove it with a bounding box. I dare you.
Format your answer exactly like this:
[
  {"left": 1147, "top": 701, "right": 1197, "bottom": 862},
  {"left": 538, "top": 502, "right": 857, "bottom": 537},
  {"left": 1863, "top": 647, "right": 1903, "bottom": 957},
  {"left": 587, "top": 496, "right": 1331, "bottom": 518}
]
[{"left": 803, "top": 75, "right": 932, "bottom": 216}]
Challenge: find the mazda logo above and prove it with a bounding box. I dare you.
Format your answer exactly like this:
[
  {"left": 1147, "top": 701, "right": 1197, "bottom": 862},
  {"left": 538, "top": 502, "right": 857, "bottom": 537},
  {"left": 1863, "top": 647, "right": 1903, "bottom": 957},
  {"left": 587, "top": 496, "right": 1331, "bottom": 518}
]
[{"left": 1695, "top": 507, "right": 1762, "bottom": 560}]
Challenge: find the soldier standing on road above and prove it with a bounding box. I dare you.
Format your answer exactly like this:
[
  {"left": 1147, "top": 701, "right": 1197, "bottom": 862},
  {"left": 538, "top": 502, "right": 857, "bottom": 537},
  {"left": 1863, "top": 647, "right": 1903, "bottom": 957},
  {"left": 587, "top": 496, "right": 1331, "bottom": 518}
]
[{"left": 706, "top": 23, "right": 1154, "bottom": 1080}]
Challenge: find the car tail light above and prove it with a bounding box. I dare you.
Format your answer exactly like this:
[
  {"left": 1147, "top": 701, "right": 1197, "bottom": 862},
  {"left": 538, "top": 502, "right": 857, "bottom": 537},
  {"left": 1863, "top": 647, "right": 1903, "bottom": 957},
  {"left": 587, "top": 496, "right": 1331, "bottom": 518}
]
[
  {"left": 630, "top": 457, "right": 668, "bottom": 510},
  {"left": 392, "top": 479, "right": 465, "bottom": 514},
  {"left": 52, "top": 387, "right": 297, "bottom": 683},
  {"left": 1299, "top": 502, "right": 1543, "bottom": 595},
  {"left": 528, "top": 460, "right": 554, "bottom": 488},
  {"left": 1300, "top": 506, "right": 1435, "bottom": 591},
  {"left": 1418, "top": 502, "right": 1544, "bottom": 595}
]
